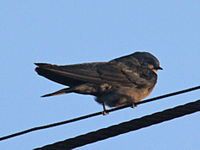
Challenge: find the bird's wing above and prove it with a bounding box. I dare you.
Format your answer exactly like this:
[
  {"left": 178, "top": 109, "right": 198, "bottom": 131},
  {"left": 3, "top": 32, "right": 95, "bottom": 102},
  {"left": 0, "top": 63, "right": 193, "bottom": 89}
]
[
  {"left": 35, "top": 61, "right": 155, "bottom": 87},
  {"left": 35, "top": 62, "right": 103, "bottom": 86},
  {"left": 98, "top": 61, "right": 157, "bottom": 87}
]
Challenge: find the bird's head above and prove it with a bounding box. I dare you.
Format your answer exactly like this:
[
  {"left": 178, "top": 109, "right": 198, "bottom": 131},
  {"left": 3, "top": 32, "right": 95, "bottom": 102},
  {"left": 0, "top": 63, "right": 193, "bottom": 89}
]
[{"left": 133, "top": 52, "right": 163, "bottom": 73}]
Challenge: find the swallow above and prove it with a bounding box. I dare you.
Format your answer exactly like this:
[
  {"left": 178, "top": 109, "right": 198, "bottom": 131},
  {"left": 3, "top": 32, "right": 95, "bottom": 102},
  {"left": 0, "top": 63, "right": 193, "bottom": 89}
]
[{"left": 35, "top": 52, "right": 162, "bottom": 114}]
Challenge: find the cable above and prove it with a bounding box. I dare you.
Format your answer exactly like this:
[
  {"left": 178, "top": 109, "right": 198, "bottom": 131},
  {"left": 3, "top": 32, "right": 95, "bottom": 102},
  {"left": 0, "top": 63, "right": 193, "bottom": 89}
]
[
  {"left": 35, "top": 99, "right": 200, "bottom": 150},
  {"left": 0, "top": 85, "right": 200, "bottom": 141}
]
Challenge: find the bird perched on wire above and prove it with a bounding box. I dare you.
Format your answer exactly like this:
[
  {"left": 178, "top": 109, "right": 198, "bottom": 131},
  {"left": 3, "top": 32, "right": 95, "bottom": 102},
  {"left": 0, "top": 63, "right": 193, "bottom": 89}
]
[{"left": 35, "top": 52, "right": 162, "bottom": 114}]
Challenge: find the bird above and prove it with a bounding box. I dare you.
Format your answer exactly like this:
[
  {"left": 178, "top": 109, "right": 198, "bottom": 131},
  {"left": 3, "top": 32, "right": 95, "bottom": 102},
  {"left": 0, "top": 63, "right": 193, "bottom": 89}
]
[{"left": 35, "top": 51, "right": 162, "bottom": 114}]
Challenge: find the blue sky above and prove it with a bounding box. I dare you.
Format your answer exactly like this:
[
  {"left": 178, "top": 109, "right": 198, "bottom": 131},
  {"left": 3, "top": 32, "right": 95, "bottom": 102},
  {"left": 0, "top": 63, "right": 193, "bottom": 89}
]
[{"left": 1, "top": 1, "right": 200, "bottom": 150}]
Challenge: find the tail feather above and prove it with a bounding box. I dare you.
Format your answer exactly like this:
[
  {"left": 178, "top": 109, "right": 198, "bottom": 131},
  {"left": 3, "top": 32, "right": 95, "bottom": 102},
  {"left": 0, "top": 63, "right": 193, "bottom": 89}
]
[
  {"left": 35, "top": 63, "right": 50, "bottom": 67},
  {"left": 41, "top": 88, "right": 74, "bottom": 97}
]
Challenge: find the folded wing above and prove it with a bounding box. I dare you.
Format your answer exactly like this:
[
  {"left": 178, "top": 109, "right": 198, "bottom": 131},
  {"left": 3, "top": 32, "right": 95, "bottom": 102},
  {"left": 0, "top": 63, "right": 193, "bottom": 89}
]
[{"left": 35, "top": 60, "right": 155, "bottom": 87}]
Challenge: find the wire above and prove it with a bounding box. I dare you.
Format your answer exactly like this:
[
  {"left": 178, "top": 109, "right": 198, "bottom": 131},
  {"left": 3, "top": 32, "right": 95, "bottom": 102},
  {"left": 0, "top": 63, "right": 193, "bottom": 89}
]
[
  {"left": 35, "top": 99, "right": 200, "bottom": 150},
  {"left": 0, "top": 85, "right": 200, "bottom": 141}
]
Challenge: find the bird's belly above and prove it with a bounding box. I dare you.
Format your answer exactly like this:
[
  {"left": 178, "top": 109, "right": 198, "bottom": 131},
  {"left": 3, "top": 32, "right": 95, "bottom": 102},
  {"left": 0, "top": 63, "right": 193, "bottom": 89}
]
[{"left": 95, "top": 86, "right": 154, "bottom": 107}]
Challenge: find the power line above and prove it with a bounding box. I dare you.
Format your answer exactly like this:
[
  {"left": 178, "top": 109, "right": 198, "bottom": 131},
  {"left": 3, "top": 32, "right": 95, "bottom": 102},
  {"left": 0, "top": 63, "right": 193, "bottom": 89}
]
[
  {"left": 0, "top": 85, "right": 200, "bottom": 141},
  {"left": 35, "top": 99, "right": 200, "bottom": 150}
]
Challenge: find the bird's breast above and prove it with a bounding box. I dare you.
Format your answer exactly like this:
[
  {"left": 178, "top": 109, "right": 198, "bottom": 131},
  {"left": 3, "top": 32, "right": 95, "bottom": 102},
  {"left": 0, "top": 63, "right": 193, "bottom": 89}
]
[{"left": 120, "top": 86, "right": 155, "bottom": 102}]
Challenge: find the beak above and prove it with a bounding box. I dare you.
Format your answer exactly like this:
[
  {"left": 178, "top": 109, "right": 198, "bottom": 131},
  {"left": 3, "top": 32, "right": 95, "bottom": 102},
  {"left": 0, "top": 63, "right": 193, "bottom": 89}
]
[{"left": 157, "top": 66, "right": 163, "bottom": 70}]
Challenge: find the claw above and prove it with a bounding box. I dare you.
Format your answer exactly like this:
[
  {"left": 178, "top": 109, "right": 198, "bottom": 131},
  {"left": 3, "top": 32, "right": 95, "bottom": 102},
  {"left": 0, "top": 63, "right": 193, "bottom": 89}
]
[
  {"left": 102, "top": 111, "right": 109, "bottom": 115},
  {"left": 131, "top": 102, "right": 138, "bottom": 108}
]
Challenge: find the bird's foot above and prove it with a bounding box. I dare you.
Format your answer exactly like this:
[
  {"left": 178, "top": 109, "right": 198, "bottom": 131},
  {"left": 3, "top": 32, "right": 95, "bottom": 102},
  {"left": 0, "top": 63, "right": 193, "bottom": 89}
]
[
  {"left": 131, "top": 102, "right": 138, "bottom": 108},
  {"left": 102, "top": 110, "right": 109, "bottom": 115}
]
